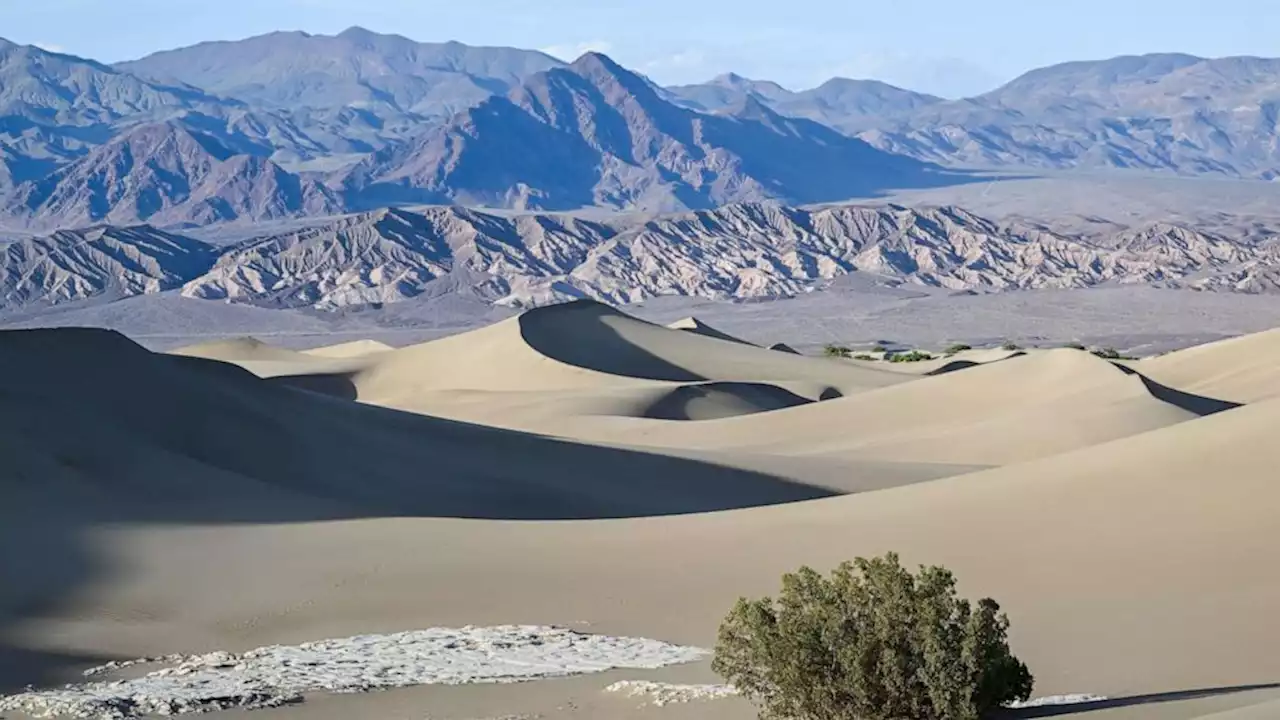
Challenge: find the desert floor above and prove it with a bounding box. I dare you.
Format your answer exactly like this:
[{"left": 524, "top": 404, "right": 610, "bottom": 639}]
[{"left": 2, "top": 299, "right": 1279, "bottom": 720}]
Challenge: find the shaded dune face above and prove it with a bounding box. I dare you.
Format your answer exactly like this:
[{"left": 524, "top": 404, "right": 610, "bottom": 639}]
[
  {"left": 635, "top": 381, "right": 813, "bottom": 420},
  {"left": 0, "top": 327, "right": 838, "bottom": 522},
  {"left": 512, "top": 300, "right": 901, "bottom": 393}
]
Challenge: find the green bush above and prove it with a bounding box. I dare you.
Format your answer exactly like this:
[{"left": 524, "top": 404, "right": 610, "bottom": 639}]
[
  {"left": 713, "top": 553, "right": 1033, "bottom": 720},
  {"left": 888, "top": 350, "right": 936, "bottom": 363},
  {"left": 1000, "top": 341, "right": 1022, "bottom": 351},
  {"left": 944, "top": 344, "right": 973, "bottom": 355},
  {"left": 871, "top": 344, "right": 889, "bottom": 353},
  {"left": 823, "top": 344, "right": 852, "bottom": 359}
]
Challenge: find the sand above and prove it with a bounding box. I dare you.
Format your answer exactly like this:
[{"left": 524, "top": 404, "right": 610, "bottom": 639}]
[
  {"left": 3, "top": 298, "right": 1279, "bottom": 720},
  {"left": 1138, "top": 328, "right": 1280, "bottom": 403},
  {"left": 300, "top": 339, "right": 394, "bottom": 358}
]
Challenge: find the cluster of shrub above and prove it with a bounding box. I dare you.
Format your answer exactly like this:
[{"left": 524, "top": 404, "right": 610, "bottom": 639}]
[
  {"left": 822, "top": 341, "right": 1022, "bottom": 362},
  {"left": 714, "top": 553, "right": 1035, "bottom": 720}
]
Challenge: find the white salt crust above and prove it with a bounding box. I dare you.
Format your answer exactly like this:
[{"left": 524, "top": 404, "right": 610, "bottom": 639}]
[
  {"left": 605, "top": 680, "right": 1106, "bottom": 711},
  {"left": 604, "top": 680, "right": 741, "bottom": 705},
  {"left": 0, "top": 625, "right": 708, "bottom": 719}
]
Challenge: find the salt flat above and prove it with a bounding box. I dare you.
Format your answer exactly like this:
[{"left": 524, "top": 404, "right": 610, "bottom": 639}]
[{"left": 2, "top": 300, "right": 1279, "bottom": 720}]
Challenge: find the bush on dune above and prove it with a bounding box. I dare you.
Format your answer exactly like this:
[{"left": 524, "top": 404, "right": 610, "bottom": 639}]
[
  {"left": 888, "top": 350, "right": 936, "bottom": 363},
  {"left": 944, "top": 343, "right": 973, "bottom": 355},
  {"left": 824, "top": 344, "right": 853, "bottom": 358},
  {"left": 1090, "top": 347, "right": 1136, "bottom": 360},
  {"left": 713, "top": 552, "right": 1034, "bottom": 720}
]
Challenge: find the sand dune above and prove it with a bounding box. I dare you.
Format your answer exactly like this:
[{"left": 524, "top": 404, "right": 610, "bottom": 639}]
[
  {"left": 168, "top": 336, "right": 315, "bottom": 363},
  {"left": 301, "top": 339, "right": 394, "bottom": 358},
  {"left": 4, "top": 306, "right": 1280, "bottom": 720},
  {"left": 386, "top": 381, "right": 815, "bottom": 425},
  {"left": 350, "top": 300, "right": 907, "bottom": 404},
  {"left": 4, "top": 346, "right": 1277, "bottom": 718},
  {"left": 557, "top": 349, "right": 1235, "bottom": 466},
  {"left": 864, "top": 347, "right": 1025, "bottom": 375},
  {"left": 1139, "top": 328, "right": 1280, "bottom": 403}
]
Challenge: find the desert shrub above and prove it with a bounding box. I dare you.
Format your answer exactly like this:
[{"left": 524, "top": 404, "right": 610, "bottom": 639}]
[
  {"left": 944, "top": 344, "right": 973, "bottom": 355},
  {"left": 1063, "top": 342, "right": 1087, "bottom": 351},
  {"left": 1090, "top": 347, "right": 1121, "bottom": 360},
  {"left": 713, "top": 553, "right": 1033, "bottom": 720},
  {"left": 823, "top": 344, "right": 852, "bottom": 359},
  {"left": 871, "top": 344, "right": 889, "bottom": 353},
  {"left": 1000, "top": 341, "right": 1021, "bottom": 351},
  {"left": 888, "top": 350, "right": 936, "bottom": 363},
  {"left": 853, "top": 354, "right": 876, "bottom": 361}
]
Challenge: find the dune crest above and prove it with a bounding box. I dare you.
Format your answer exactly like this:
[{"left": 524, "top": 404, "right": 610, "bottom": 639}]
[
  {"left": 666, "top": 316, "right": 754, "bottom": 345},
  {"left": 301, "top": 339, "right": 394, "bottom": 358}
]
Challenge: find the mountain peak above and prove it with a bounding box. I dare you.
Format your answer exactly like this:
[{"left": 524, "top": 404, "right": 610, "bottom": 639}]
[
  {"left": 570, "top": 51, "right": 626, "bottom": 74},
  {"left": 559, "top": 50, "right": 664, "bottom": 106},
  {"left": 712, "top": 72, "right": 750, "bottom": 86}
]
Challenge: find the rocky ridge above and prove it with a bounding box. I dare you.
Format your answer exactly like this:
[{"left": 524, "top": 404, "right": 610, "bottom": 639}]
[{"left": 3, "top": 203, "right": 1277, "bottom": 313}]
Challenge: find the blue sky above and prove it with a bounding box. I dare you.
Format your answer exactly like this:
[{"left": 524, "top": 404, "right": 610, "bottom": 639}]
[{"left": 4, "top": 0, "right": 1279, "bottom": 97}]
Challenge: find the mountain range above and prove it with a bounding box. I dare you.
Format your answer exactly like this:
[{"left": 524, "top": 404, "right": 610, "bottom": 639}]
[
  {"left": 5, "top": 202, "right": 1278, "bottom": 316},
  {"left": 1, "top": 30, "right": 1279, "bottom": 233}
]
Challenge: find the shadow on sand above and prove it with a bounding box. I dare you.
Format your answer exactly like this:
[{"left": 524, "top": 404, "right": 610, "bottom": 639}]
[
  {"left": 1002, "top": 683, "right": 1280, "bottom": 717},
  {"left": 0, "top": 327, "right": 838, "bottom": 690}
]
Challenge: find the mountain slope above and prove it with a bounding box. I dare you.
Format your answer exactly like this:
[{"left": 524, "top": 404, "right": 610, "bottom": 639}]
[
  {"left": 0, "top": 225, "right": 217, "bottom": 309},
  {"left": 0, "top": 37, "right": 239, "bottom": 165},
  {"left": 116, "top": 28, "right": 564, "bottom": 120},
  {"left": 667, "top": 74, "right": 943, "bottom": 132},
  {"left": 341, "top": 53, "right": 950, "bottom": 212},
  {"left": 5, "top": 122, "right": 343, "bottom": 228},
  {"left": 861, "top": 54, "right": 1280, "bottom": 178}
]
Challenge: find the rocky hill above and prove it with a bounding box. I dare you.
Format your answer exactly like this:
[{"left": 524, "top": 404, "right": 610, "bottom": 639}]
[
  {"left": 5, "top": 123, "right": 343, "bottom": 227},
  {"left": 338, "top": 53, "right": 946, "bottom": 211},
  {"left": 4, "top": 203, "right": 1278, "bottom": 314},
  {"left": 0, "top": 225, "right": 218, "bottom": 308}
]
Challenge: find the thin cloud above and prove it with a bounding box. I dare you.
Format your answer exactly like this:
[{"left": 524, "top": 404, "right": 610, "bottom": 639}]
[{"left": 539, "top": 40, "right": 613, "bottom": 61}]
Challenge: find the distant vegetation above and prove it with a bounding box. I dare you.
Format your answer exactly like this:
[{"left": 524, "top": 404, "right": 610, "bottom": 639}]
[
  {"left": 714, "top": 553, "right": 1034, "bottom": 720},
  {"left": 1001, "top": 341, "right": 1022, "bottom": 351},
  {"left": 945, "top": 343, "right": 973, "bottom": 355},
  {"left": 1091, "top": 347, "right": 1138, "bottom": 361},
  {"left": 871, "top": 344, "right": 890, "bottom": 353},
  {"left": 888, "top": 350, "right": 936, "bottom": 363},
  {"left": 1063, "top": 342, "right": 1087, "bottom": 350},
  {"left": 823, "top": 344, "right": 852, "bottom": 358},
  {"left": 853, "top": 354, "right": 876, "bottom": 361}
]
